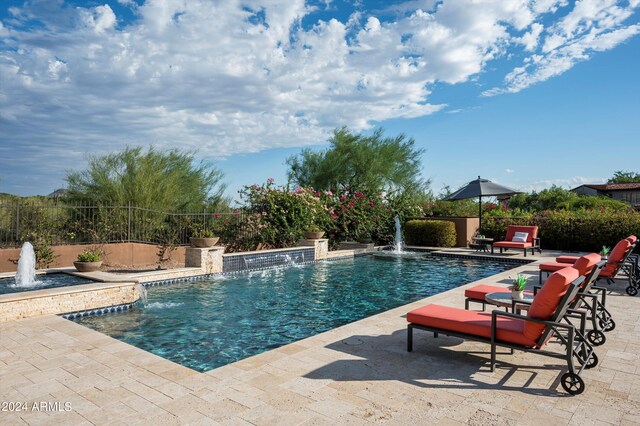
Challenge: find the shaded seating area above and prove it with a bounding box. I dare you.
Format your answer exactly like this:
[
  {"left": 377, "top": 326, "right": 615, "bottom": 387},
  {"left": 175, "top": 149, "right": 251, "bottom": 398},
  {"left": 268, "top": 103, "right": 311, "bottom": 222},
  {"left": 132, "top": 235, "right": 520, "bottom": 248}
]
[
  {"left": 491, "top": 225, "right": 541, "bottom": 257},
  {"left": 407, "top": 267, "right": 597, "bottom": 395}
]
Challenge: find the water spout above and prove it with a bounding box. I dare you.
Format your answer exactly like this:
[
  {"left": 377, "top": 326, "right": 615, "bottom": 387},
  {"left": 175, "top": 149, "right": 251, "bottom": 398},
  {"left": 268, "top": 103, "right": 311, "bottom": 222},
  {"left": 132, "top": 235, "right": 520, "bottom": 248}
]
[
  {"left": 13, "top": 242, "right": 39, "bottom": 288},
  {"left": 393, "top": 216, "right": 404, "bottom": 253}
]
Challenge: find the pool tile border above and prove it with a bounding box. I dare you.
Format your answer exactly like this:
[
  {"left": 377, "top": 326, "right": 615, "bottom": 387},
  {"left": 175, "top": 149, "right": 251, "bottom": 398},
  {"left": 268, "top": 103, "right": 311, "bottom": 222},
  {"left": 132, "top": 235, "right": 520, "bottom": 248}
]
[{"left": 61, "top": 301, "right": 137, "bottom": 320}]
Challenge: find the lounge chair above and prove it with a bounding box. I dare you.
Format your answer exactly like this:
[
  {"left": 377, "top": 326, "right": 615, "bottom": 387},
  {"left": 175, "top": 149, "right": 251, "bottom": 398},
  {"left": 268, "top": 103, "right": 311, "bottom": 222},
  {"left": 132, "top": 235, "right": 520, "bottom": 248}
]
[
  {"left": 538, "top": 252, "right": 601, "bottom": 284},
  {"left": 491, "top": 225, "right": 541, "bottom": 257},
  {"left": 555, "top": 236, "right": 639, "bottom": 296},
  {"left": 407, "top": 267, "right": 596, "bottom": 395},
  {"left": 465, "top": 253, "right": 599, "bottom": 309},
  {"left": 464, "top": 255, "right": 609, "bottom": 345}
]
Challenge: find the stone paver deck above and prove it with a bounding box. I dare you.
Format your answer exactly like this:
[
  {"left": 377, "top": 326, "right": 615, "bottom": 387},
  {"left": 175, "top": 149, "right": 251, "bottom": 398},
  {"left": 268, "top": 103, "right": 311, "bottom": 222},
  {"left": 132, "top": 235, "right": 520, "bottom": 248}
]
[{"left": 1, "top": 251, "right": 639, "bottom": 425}]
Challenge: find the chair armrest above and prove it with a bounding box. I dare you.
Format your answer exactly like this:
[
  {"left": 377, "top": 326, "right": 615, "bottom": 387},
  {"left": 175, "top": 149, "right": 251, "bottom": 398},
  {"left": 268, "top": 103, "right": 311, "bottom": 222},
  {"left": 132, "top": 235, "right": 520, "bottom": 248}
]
[{"left": 491, "top": 309, "right": 573, "bottom": 331}]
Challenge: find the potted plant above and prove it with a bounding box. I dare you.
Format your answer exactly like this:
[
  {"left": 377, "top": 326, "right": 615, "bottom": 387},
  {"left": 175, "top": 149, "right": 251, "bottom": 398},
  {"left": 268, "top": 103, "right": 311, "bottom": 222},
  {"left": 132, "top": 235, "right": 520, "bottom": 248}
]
[
  {"left": 511, "top": 274, "right": 529, "bottom": 300},
  {"left": 600, "top": 245, "right": 611, "bottom": 259},
  {"left": 304, "top": 225, "right": 325, "bottom": 240},
  {"left": 190, "top": 228, "right": 220, "bottom": 248},
  {"left": 74, "top": 247, "right": 103, "bottom": 272}
]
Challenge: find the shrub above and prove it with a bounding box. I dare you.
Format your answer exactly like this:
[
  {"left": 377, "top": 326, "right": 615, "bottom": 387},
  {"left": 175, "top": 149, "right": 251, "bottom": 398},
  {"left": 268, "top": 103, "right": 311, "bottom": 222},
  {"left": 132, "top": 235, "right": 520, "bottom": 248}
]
[
  {"left": 77, "top": 248, "right": 102, "bottom": 262},
  {"left": 239, "top": 180, "right": 330, "bottom": 249},
  {"left": 404, "top": 220, "right": 456, "bottom": 247},
  {"left": 26, "top": 231, "right": 58, "bottom": 269}
]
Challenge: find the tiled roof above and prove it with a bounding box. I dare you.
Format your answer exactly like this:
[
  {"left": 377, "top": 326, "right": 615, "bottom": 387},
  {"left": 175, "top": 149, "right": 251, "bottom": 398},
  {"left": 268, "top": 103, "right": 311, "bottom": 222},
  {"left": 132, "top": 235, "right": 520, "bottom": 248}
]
[{"left": 576, "top": 183, "right": 640, "bottom": 191}]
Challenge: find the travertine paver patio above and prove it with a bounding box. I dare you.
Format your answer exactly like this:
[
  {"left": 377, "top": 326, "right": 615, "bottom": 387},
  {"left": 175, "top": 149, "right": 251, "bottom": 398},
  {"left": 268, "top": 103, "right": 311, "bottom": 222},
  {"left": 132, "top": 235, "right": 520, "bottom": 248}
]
[{"left": 1, "top": 252, "right": 639, "bottom": 425}]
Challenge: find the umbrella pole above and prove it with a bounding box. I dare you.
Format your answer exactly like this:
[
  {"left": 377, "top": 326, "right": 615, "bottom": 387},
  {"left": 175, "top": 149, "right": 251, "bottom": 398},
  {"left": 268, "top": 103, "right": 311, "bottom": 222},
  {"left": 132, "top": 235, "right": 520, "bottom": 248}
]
[{"left": 478, "top": 195, "right": 482, "bottom": 234}]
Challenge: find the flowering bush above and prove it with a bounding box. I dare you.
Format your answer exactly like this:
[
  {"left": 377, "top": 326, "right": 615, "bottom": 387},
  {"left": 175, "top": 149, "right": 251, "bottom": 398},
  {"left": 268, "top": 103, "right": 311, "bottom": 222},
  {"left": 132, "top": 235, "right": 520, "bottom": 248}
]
[
  {"left": 239, "top": 180, "right": 330, "bottom": 248},
  {"left": 237, "top": 180, "right": 424, "bottom": 249}
]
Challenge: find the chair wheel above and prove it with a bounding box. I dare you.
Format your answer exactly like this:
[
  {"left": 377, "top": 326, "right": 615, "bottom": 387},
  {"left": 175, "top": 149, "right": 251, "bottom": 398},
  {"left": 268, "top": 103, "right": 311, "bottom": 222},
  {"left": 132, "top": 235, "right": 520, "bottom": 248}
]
[
  {"left": 587, "top": 330, "right": 606, "bottom": 346},
  {"left": 599, "top": 318, "right": 616, "bottom": 332},
  {"left": 585, "top": 352, "right": 598, "bottom": 369},
  {"left": 561, "top": 372, "right": 585, "bottom": 395},
  {"left": 626, "top": 286, "right": 638, "bottom": 296}
]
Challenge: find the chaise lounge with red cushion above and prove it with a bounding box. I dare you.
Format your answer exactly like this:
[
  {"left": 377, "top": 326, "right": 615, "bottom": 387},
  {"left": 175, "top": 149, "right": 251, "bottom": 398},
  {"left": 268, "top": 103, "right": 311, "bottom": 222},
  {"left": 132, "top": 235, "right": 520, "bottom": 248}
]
[
  {"left": 463, "top": 255, "right": 610, "bottom": 345},
  {"left": 407, "top": 267, "right": 596, "bottom": 395},
  {"left": 491, "top": 225, "right": 541, "bottom": 257},
  {"left": 554, "top": 236, "right": 638, "bottom": 295},
  {"left": 465, "top": 253, "right": 600, "bottom": 310},
  {"left": 538, "top": 252, "right": 602, "bottom": 284}
]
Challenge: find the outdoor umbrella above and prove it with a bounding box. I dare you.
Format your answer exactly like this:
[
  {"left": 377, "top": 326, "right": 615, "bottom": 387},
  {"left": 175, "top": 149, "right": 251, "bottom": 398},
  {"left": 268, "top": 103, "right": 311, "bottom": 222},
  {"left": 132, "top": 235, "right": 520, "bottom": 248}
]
[{"left": 443, "top": 176, "right": 520, "bottom": 231}]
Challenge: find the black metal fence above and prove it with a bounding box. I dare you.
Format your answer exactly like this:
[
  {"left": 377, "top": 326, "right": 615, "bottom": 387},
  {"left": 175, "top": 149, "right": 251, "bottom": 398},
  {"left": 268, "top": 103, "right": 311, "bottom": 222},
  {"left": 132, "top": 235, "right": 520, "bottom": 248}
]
[{"left": 0, "top": 202, "right": 252, "bottom": 248}]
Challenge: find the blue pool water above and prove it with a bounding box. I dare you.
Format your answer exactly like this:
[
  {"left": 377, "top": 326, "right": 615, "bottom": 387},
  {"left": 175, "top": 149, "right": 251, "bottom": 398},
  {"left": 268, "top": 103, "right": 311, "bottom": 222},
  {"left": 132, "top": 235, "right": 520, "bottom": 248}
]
[
  {"left": 73, "top": 255, "right": 515, "bottom": 372},
  {"left": 0, "top": 273, "right": 94, "bottom": 295}
]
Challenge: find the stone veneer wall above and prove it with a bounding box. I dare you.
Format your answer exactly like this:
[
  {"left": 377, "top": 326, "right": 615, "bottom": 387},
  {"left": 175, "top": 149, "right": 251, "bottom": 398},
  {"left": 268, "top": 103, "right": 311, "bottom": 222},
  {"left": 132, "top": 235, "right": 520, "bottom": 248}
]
[{"left": 0, "top": 282, "right": 141, "bottom": 322}]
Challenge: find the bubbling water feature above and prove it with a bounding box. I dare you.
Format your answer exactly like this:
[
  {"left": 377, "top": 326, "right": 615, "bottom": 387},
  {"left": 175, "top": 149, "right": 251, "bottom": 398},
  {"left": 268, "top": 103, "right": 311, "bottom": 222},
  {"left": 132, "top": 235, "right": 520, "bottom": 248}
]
[
  {"left": 393, "top": 216, "right": 404, "bottom": 253},
  {"left": 13, "top": 242, "right": 39, "bottom": 288}
]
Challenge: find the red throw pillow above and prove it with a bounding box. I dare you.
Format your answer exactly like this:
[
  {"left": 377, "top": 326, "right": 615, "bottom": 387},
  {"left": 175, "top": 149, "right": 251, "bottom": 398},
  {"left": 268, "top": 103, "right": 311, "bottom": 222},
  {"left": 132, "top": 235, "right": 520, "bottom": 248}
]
[{"left": 523, "top": 267, "right": 579, "bottom": 341}]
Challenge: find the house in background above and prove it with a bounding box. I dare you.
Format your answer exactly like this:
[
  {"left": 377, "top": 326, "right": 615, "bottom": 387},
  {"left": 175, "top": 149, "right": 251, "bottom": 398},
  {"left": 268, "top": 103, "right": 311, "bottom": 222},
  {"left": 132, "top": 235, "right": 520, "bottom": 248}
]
[{"left": 572, "top": 183, "right": 640, "bottom": 209}]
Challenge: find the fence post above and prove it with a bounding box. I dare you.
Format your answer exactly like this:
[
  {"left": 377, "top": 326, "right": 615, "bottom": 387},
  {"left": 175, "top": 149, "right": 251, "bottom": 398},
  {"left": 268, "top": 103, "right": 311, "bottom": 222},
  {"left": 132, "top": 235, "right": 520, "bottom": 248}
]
[
  {"left": 15, "top": 204, "right": 20, "bottom": 243},
  {"left": 128, "top": 202, "right": 132, "bottom": 243}
]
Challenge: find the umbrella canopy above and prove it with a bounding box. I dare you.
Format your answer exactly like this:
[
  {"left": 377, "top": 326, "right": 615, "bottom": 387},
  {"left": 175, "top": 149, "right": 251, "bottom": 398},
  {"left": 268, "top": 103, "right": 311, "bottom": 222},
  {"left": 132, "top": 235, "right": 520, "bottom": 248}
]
[{"left": 443, "top": 176, "right": 520, "bottom": 231}]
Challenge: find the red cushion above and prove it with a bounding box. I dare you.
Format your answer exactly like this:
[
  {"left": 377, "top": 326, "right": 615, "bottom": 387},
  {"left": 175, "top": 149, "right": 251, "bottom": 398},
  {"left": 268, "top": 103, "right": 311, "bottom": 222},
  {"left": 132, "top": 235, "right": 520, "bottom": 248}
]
[
  {"left": 407, "top": 304, "right": 537, "bottom": 347},
  {"left": 627, "top": 235, "right": 637, "bottom": 244},
  {"left": 601, "top": 239, "right": 632, "bottom": 277},
  {"left": 465, "top": 284, "right": 533, "bottom": 301},
  {"left": 493, "top": 241, "right": 532, "bottom": 249},
  {"left": 541, "top": 253, "right": 600, "bottom": 276},
  {"left": 505, "top": 226, "right": 538, "bottom": 243},
  {"left": 465, "top": 284, "right": 509, "bottom": 300},
  {"left": 539, "top": 262, "right": 567, "bottom": 272},
  {"left": 524, "top": 267, "right": 579, "bottom": 341},
  {"left": 556, "top": 255, "right": 579, "bottom": 264},
  {"left": 572, "top": 253, "right": 601, "bottom": 276}
]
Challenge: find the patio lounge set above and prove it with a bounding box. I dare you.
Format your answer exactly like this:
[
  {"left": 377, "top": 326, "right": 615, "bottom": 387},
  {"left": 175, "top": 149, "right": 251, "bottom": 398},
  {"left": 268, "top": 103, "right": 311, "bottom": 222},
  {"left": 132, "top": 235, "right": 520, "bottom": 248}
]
[{"left": 407, "top": 230, "right": 639, "bottom": 396}]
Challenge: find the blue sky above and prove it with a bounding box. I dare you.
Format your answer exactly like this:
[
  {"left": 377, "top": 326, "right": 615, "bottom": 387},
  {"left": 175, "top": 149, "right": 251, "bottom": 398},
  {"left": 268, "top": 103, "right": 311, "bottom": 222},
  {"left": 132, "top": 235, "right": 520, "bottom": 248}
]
[{"left": 1, "top": 0, "right": 639, "bottom": 202}]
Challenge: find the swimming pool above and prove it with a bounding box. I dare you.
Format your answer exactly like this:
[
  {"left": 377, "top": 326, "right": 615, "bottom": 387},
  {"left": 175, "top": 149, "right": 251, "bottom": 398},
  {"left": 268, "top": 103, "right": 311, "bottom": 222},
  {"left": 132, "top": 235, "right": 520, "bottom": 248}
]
[
  {"left": 0, "top": 273, "right": 94, "bottom": 295},
  {"left": 73, "top": 255, "right": 515, "bottom": 372}
]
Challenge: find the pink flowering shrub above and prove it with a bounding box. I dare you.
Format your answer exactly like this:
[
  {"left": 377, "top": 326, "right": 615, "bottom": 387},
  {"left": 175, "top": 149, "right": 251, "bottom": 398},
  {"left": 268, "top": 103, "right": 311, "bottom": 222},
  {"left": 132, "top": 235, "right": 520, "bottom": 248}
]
[{"left": 237, "top": 180, "right": 423, "bottom": 249}]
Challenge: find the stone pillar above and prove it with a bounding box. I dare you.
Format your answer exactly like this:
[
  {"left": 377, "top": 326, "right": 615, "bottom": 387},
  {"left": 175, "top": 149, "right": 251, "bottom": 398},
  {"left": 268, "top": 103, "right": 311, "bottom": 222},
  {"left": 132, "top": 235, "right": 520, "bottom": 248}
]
[
  {"left": 297, "top": 238, "right": 329, "bottom": 260},
  {"left": 185, "top": 246, "right": 225, "bottom": 274}
]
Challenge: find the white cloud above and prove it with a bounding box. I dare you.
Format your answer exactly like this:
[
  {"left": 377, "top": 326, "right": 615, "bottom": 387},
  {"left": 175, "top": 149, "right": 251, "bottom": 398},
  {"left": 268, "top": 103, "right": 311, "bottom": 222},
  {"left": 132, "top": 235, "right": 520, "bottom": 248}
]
[
  {"left": 484, "top": 0, "right": 639, "bottom": 95},
  {"left": 505, "top": 168, "right": 515, "bottom": 174},
  {"left": 0, "top": 0, "right": 638, "bottom": 186},
  {"left": 523, "top": 176, "right": 607, "bottom": 192}
]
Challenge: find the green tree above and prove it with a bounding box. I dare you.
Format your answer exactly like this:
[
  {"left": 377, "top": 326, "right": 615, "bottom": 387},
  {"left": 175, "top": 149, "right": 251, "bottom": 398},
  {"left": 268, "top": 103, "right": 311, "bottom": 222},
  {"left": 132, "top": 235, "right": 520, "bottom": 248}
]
[
  {"left": 608, "top": 170, "right": 640, "bottom": 183},
  {"left": 286, "top": 127, "right": 428, "bottom": 194},
  {"left": 65, "top": 146, "right": 227, "bottom": 210}
]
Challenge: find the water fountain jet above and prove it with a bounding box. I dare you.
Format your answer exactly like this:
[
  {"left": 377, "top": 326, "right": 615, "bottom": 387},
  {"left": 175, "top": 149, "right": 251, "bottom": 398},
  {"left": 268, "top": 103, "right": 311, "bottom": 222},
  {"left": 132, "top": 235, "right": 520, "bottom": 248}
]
[{"left": 13, "top": 242, "right": 40, "bottom": 288}]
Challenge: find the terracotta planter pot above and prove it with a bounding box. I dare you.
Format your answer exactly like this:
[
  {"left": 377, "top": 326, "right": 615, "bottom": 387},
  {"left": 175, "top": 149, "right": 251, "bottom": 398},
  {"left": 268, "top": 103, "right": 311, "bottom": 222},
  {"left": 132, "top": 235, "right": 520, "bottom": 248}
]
[
  {"left": 73, "top": 260, "right": 103, "bottom": 272},
  {"left": 304, "top": 231, "right": 325, "bottom": 239},
  {"left": 190, "top": 237, "right": 220, "bottom": 248}
]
